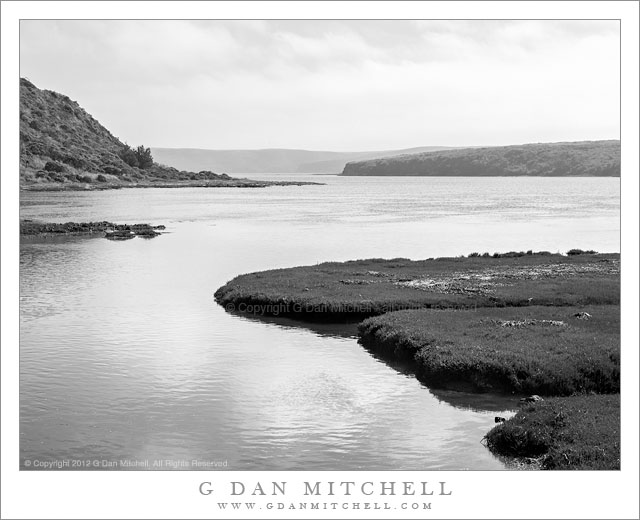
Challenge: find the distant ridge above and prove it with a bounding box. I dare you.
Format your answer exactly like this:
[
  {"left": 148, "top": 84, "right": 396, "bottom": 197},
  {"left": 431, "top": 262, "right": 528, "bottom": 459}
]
[
  {"left": 150, "top": 146, "right": 456, "bottom": 174},
  {"left": 341, "top": 140, "right": 620, "bottom": 177}
]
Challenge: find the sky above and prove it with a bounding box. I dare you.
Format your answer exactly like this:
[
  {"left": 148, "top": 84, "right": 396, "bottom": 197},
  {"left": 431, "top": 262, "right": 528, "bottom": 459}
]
[{"left": 20, "top": 20, "right": 620, "bottom": 151}]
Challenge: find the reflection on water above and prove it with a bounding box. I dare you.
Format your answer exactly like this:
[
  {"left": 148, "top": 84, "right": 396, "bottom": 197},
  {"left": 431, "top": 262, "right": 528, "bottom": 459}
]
[
  {"left": 238, "top": 311, "right": 521, "bottom": 413},
  {"left": 19, "top": 176, "right": 619, "bottom": 470},
  {"left": 227, "top": 311, "right": 361, "bottom": 339}
]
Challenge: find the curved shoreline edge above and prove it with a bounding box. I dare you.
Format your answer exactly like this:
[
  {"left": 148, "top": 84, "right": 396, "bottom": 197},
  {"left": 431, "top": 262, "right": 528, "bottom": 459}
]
[{"left": 215, "top": 251, "right": 621, "bottom": 469}]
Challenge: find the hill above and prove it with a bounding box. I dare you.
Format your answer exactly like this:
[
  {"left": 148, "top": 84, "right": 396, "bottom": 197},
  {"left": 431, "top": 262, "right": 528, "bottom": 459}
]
[
  {"left": 19, "top": 79, "right": 317, "bottom": 190},
  {"left": 341, "top": 140, "right": 620, "bottom": 177},
  {"left": 150, "top": 145, "right": 455, "bottom": 174}
]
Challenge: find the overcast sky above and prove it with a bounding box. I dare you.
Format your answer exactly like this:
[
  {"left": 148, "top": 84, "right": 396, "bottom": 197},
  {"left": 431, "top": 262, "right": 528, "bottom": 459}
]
[{"left": 20, "top": 20, "right": 619, "bottom": 151}]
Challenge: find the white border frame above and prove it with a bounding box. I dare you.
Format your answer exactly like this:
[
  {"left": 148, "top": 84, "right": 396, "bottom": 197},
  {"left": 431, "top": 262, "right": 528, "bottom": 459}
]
[{"left": 2, "top": 3, "right": 638, "bottom": 519}]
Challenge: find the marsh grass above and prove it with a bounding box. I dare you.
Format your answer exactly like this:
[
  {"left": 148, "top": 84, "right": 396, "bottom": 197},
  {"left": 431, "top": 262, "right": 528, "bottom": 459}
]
[
  {"left": 357, "top": 305, "right": 619, "bottom": 395},
  {"left": 215, "top": 253, "right": 620, "bottom": 470},
  {"left": 484, "top": 394, "right": 620, "bottom": 469},
  {"left": 214, "top": 253, "right": 620, "bottom": 321}
]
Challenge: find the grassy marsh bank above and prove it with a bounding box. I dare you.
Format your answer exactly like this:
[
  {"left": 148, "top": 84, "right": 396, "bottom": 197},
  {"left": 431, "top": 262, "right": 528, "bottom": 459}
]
[
  {"left": 216, "top": 251, "right": 620, "bottom": 469},
  {"left": 214, "top": 252, "right": 619, "bottom": 321},
  {"left": 357, "top": 305, "right": 619, "bottom": 395},
  {"left": 484, "top": 394, "right": 620, "bottom": 469}
]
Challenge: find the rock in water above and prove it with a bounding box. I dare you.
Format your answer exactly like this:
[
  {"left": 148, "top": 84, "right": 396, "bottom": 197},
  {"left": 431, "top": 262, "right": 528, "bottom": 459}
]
[{"left": 520, "top": 395, "right": 544, "bottom": 404}]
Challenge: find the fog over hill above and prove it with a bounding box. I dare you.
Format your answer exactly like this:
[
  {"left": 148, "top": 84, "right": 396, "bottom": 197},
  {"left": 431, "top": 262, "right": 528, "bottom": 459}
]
[{"left": 150, "top": 146, "right": 455, "bottom": 174}]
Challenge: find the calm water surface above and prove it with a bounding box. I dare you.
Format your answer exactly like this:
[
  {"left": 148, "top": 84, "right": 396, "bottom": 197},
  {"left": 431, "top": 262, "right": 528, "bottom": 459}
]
[{"left": 19, "top": 175, "right": 620, "bottom": 470}]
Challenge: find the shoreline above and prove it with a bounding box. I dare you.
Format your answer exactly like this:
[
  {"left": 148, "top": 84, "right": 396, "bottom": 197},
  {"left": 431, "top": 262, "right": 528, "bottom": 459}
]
[{"left": 20, "top": 178, "right": 323, "bottom": 191}]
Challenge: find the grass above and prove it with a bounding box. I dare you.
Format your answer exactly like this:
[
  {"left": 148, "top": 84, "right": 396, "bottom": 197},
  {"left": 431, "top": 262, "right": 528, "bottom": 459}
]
[
  {"left": 484, "top": 394, "right": 620, "bottom": 469},
  {"left": 214, "top": 253, "right": 620, "bottom": 321},
  {"left": 357, "top": 305, "right": 619, "bottom": 395}
]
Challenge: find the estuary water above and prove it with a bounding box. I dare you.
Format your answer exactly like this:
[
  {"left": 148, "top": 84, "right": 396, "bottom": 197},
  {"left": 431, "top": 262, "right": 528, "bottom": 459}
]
[{"left": 19, "top": 175, "right": 620, "bottom": 470}]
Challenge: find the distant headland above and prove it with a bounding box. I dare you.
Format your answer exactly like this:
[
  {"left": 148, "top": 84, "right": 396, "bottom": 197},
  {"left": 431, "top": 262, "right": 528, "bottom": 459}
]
[{"left": 340, "top": 140, "right": 620, "bottom": 177}]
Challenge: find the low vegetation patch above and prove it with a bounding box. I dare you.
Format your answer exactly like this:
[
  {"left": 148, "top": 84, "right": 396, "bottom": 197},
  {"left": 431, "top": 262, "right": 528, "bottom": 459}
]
[
  {"left": 484, "top": 394, "right": 620, "bottom": 469},
  {"left": 357, "top": 305, "right": 619, "bottom": 395},
  {"left": 20, "top": 220, "right": 165, "bottom": 238},
  {"left": 214, "top": 253, "right": 619, "bottom": 321},
  {"left": 566, "top": 248, "right": 598, "bottom": 256}
]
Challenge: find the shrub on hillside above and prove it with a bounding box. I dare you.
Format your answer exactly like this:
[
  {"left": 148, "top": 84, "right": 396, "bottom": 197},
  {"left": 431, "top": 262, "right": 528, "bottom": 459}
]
[
  {"left": 118, "top": 144, "right": 154, "bottom": 169},
  {"left": 119, "top": 145, "right": 139, "bottom": 167},
  {"left": 134, "top": 145, "right": 153, "bottom": 169},
  {"left": 103, "top": 166, "right": 122, "bottom": 175},
  {"left": 62, "top": 155, "right": 89, "bottom": 169},
  {"left": 43, "top": 161, "right": 66, "bottom": 173},
  {"left": 567, "top": 249, "right": 597, "bottom": 256}
]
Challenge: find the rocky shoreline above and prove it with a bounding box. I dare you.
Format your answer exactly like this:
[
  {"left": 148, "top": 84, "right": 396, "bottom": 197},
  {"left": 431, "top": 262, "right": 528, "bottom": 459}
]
[{"left": 20, "top": 220, "right": 166, "bottom": 239}]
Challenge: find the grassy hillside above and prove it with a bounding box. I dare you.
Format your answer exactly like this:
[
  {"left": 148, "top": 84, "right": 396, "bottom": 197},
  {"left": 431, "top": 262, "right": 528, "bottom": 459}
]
[
  {"left": 341, "top": 140, "right": 620, "bottom": 176},
  {"left": 19, "top": 78, "right": 317, "bottom": 189},
  {"left": 20, "top": 78, "right": 181, "bottom": 186},
  {"left": 151, "top": 145, "right": 455, "bottom": 174}
]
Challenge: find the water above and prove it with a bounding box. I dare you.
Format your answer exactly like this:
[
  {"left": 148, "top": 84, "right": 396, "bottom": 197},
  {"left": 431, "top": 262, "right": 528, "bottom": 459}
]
[{"left": 19, "top": 175, "right": 620, "bottom": 470}]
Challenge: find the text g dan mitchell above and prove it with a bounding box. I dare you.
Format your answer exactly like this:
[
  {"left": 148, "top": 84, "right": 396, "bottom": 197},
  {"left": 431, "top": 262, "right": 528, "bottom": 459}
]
[{"left": 199, "top": 480, "right": 453, "bottom": 497}]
